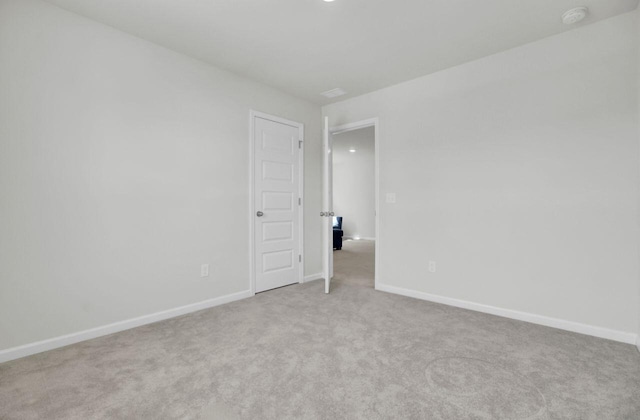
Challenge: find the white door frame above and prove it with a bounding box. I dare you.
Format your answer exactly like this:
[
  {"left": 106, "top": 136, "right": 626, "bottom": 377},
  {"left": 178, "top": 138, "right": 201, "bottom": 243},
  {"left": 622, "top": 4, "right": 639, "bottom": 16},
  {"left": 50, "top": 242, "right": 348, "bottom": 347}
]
[
  {"left": 327, "top": 117, "right": 380, "bottom": 291},
  {"left": 249, "top": 110, "right": 305, "bottom": 295}
]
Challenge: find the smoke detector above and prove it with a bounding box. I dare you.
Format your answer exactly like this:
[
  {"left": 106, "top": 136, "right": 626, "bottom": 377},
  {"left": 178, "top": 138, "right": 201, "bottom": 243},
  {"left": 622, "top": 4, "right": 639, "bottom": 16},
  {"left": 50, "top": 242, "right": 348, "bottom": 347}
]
[{"left": 562, "top": 7, "right": 589, "bottom": 25}]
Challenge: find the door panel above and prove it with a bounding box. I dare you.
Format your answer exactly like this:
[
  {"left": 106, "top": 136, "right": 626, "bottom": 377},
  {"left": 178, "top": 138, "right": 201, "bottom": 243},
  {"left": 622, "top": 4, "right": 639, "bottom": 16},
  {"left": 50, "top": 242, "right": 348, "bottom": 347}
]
[
  {"left": 323, "top": 117, "right": 333, "bottom": 294},
  {"left": 262, "top": 161, "right": 293, "bottom": 181},
  {"left": 262, "top": 250, "right": 293, "bottom": 272},
  {"left": 262, "top": 222, "right": 293, "bottom": 242},
  {"left": 262, "top": 191, "right": 293, "bottom": 211},
  {"left": 254, "top": 116, "right": 300, "bottom": 293},
  {"left": 262, "top": 132, "right": 294, "bottom": 153}
]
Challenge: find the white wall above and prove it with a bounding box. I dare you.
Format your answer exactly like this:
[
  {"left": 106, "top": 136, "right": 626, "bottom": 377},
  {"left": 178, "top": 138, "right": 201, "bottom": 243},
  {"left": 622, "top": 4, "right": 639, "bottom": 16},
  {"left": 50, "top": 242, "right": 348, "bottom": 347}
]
[
  {"left": 324, "top": 11, "right": 640, "bottom": 340},
  {"left": 333, "top": 127, "right": 375, "bottom": 239},
  {"left": 0, "top": 0, "right": 322, "bottom": 352}
]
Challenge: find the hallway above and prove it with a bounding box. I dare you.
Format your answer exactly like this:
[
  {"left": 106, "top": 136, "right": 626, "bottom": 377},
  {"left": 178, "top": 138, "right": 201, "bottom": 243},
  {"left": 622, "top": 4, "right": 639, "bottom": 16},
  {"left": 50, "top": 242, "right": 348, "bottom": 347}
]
[{"left": 331, "top": 239, "right": 375, "bottom": 289}]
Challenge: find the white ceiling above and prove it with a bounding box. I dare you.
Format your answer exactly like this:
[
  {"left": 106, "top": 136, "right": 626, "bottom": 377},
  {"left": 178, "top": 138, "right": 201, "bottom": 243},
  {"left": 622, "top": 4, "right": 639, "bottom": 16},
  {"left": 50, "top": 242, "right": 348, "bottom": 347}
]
[{"left": 45, "top": 0, "right": 639, "bottom": 105}]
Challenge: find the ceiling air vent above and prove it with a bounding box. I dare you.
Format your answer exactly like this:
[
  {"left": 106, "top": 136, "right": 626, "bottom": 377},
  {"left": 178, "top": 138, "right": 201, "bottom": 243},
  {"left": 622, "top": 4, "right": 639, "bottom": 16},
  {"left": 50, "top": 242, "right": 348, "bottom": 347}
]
[{"left": 321, "top": 88, "right": 346, "bottom": 98}]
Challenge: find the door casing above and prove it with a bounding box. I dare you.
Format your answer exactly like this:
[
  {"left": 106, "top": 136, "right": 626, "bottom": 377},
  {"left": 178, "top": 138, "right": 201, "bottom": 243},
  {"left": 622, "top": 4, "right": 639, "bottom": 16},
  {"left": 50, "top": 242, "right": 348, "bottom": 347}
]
[
  {"left": 324, "top": 117, "right": 380, "bottom": 292},
  {"left": 249, "top": 110, "right": 304, "bottom": 295}
]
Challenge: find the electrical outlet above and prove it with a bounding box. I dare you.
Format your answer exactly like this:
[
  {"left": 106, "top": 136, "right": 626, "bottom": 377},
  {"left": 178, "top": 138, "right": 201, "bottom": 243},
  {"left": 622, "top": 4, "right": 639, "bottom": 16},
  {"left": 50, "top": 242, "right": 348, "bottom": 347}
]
[
  {"left": 386, "top": 193, "right": 396, "bottom": 203},
  {"left": 201, "top": 264, "right": 210, "bottom": 277},
  {"left": 428, "top": 261, "right": 436, "bottom": 273}
]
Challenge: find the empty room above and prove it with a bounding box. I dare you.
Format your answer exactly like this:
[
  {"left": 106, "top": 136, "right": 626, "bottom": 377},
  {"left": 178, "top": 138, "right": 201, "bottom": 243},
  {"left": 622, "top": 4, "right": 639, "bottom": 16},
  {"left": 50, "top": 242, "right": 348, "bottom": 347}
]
[{"left": 1, "top": 0, "right": 639, "bottom": 419}]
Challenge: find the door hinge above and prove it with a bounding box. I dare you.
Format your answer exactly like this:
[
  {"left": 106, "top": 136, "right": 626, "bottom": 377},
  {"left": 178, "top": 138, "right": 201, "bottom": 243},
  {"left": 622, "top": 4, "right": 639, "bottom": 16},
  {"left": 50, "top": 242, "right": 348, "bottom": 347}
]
[
  {"left": 298, "top": 140, "right": 303, "bottom": 149},
  {"left": 298, "top": 197, "right": 301, "bottom": 206},
  {"left": 299, "top": 255, "right": 302, "bottom": 262}
]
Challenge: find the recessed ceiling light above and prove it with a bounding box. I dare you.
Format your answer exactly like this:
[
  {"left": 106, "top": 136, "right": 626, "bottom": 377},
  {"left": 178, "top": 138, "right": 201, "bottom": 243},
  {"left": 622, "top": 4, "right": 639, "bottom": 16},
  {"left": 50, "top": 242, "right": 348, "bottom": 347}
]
[
  {"left": 562, "top": 7, "right": 588, "bottom": 25},
  {"left": 349, "top": 149, "right": 356, "bottom": 153},
  {"left": 323, "top": 0, "right": 335, "bottom": 2},
  {"left": 320, "top": 88, "right": 346, "bottom": 98}
]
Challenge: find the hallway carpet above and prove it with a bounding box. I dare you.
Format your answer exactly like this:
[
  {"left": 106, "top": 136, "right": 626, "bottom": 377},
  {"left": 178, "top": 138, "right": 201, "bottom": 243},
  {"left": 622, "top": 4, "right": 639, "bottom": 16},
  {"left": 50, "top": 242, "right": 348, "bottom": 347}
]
[
  {"left": 332, "top": 239, "right": 375, "bottom": 289},
  {"left": 1, "top": 239, "right": 639, "bottom": 419}
]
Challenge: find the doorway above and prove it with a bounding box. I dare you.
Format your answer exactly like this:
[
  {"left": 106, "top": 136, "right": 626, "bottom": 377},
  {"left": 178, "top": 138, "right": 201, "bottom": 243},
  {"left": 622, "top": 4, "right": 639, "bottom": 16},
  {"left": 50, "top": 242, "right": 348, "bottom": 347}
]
[
  {"left": 250, "top": 111, "right": 304, "bottom": 294},
  {"left": 332, "top": 126, "right": 376, "bottom": 288},
  {"left": 323, "top": 118, "right": 379, "bottom": 293}
]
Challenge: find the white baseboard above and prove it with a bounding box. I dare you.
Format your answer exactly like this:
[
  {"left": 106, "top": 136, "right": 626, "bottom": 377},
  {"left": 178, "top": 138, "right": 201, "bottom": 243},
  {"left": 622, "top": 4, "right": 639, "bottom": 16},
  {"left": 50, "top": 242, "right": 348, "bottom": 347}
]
[
  {"left": 637, "top": 336, "right": 640, "bottom": 353},
  {"left": 343, "top": 236, "right": 376, "bottom": 241},
  {"left": 303, "top": 272, "right": 323, "bottom": 283},
  {"left": 375, "top": 283, "right": 638, "bottom": 345},
  {"left": 0, "top": 289, "right": 253, "bottom": 364}
]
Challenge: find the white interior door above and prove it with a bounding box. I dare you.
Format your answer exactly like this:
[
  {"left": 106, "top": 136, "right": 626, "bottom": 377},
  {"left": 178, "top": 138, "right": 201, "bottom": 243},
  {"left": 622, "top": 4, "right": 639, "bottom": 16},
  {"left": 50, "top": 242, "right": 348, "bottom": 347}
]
[
  {"left": 254, "top": 115, "right": 301, "bottom": 293},
  {"left": 323, "top": 117, "right": 334, "bottom": 293}
]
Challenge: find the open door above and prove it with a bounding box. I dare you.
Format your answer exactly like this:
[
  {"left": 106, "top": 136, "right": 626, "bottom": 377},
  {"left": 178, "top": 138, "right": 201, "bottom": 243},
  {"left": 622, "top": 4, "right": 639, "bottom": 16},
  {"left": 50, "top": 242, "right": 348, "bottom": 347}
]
[{"left": 322, "top": 116, "right": 333, "bottom": 293}]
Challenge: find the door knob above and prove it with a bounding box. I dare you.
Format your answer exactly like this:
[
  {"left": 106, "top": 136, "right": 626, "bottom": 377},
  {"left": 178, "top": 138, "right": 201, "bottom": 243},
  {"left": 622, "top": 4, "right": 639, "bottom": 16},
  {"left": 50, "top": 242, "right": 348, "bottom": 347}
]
[
  {"left": 329, "top": 212, "right": 335, "bottom": 216},
  {"left": 320, "top": 212, "right": 326, "bottom": 217},
  {"left": 256, "top": 211, "right": 264, "bottom": 217}
]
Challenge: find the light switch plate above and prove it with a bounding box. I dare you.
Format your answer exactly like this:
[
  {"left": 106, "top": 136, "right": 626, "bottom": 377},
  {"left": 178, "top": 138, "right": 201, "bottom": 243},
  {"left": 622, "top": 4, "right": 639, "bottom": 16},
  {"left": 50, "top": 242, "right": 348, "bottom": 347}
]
[{"left": 201, "top": 264, "right": 210, "bottom": 277}]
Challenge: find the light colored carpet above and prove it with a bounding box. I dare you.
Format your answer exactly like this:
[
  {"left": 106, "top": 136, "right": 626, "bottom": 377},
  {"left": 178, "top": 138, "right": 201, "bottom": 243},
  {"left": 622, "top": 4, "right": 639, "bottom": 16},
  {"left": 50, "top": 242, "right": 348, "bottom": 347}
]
[
  {"left": 1, "top": 239, "right": 640, "bottom": 419},
  {"left": 332, "top": 239, "right": 375, "bottom": 289}
]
